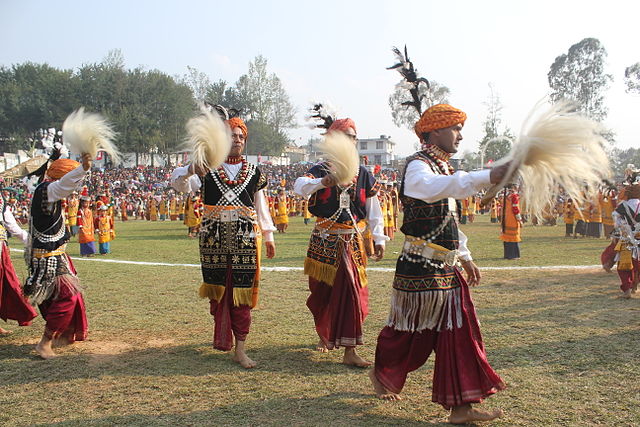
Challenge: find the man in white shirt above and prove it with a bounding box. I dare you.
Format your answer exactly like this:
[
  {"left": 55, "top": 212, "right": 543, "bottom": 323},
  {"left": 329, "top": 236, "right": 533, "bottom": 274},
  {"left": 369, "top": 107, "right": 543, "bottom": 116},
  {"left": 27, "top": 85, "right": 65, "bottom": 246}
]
[
  {"left": 171, "top": 116, "right": 275, "bottom": 369},
  {"left": 294, "top": 118, "right": 386, "bottom": 368},
  {"left": 369, "top": 104, "right": 510, "bottom": 424}
]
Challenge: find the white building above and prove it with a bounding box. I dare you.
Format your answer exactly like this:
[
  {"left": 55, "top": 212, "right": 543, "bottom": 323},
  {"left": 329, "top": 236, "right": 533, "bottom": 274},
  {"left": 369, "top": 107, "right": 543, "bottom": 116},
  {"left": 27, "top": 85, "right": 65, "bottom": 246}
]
[{"left": 358, "top": 135, "right": 395, "bottom": 166}]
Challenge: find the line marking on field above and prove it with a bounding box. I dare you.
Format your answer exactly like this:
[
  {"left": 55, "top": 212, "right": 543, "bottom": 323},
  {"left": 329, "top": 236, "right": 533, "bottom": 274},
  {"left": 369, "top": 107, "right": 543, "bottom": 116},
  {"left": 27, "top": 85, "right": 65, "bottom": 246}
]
[{"left": 9, "top": 248, "right": 601, "bottom": 272}]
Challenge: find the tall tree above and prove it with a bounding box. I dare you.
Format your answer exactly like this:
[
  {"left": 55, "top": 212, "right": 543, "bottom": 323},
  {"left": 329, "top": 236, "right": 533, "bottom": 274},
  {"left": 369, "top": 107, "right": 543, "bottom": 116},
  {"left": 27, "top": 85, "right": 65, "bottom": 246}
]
[
  {"left": 548, "top": 38, "right": 613, "bottom": 122},
  {"left": 233, "top": 55, "right": 296, "bottom": 130},
  {"left": 182, "top": 65, "right": 210, "bottom": 102},
  {"left": 624, "top": 62, "right": 640, "bottom": 95},
  {"left": 478, "top": 86, "right": 512, "bottom": 166},
  {"left": 388, "top": 80, "right": 450, "bottom": 132}
]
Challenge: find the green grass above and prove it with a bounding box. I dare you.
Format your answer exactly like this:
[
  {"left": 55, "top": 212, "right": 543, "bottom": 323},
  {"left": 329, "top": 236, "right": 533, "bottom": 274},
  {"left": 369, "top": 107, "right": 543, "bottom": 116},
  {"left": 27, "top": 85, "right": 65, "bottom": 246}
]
[{"left": 1, "top": 214, "right": 638, "bottom": 426}]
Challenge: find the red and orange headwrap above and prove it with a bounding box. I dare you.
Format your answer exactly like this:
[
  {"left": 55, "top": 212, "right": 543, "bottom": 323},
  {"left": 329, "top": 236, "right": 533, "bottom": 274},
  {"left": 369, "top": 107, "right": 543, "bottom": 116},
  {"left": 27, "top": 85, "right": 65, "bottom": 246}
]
[
  {"left": 226, "top": 117, "right": 248, "bottom": 138},
  {"left": 46, "top": 159, "right": 80, "bottom": 180},
  {"left": 414, "top": 104, "right": 467, "bottom": 139},
  {"left": 328, "top": 118, "right": 357, "bottom": 135}
]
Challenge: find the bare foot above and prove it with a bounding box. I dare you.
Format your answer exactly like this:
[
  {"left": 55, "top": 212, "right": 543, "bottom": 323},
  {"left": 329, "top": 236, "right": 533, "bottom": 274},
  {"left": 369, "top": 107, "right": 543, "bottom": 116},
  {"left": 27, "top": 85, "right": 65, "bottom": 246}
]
[
  {"left": 35, "top": 342, "right": 56, "bottom": 359},
  {"left": 0, "top": 327, "right": 12, "bottom": 335},
  {"left": 343, "top": 348, "right": 372, "bottom": 368},
  {"left": 232, "top": 351, "right": 257, "bottom": 369},
  {"left": 622, "top": 289, "right": 632, "bottom": 299},
  {"left": 368, "top": 369, "right": 401, "bottom": 401},
  {"left": 449, "top": 406, "right": 503, "bottom": 424},
  {"left": 315, "top": 340, "right": 329, "bottom": 353}
]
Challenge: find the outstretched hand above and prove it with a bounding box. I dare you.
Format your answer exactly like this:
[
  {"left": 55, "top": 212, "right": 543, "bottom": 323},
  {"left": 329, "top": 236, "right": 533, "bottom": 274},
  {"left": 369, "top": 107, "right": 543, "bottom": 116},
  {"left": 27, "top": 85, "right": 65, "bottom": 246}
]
[
  {"left": 461, "top": 260, "right": 481, "bottom": 286},
  {"left": 489, "top": 161, "right": 513, "bottom": 184},
  {"left": 321, "top": 175, "right": 337, "bottom": 187},
  {"left": 81, "top": 153, "right": 92, "bottom": 171}
]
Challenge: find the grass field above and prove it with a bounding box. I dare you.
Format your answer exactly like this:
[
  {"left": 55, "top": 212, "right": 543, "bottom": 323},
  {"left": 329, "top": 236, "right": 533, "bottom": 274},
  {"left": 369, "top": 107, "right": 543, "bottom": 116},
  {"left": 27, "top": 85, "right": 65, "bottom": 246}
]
[{"left": 1, "top": 215, "right": 639, "bottom": 426}]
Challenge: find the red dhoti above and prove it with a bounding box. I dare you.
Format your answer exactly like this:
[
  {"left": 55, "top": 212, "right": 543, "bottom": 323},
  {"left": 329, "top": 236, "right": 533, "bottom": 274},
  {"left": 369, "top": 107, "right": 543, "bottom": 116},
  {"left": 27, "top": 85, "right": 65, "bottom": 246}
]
[
  {"left": 39, "top": 274, "right": 88, "bottom": 342},
  {"left": 209, "top": 266, "right": 251, "bottom": 351},
  {"left": 307, "top": 247, "right": 368, "bottom": 349},
  {"left": 374, "top": 271, "right": 505, "bottom": 409},
  {"left": 0, "top": 243, "right": 37, "bottom": 326}
]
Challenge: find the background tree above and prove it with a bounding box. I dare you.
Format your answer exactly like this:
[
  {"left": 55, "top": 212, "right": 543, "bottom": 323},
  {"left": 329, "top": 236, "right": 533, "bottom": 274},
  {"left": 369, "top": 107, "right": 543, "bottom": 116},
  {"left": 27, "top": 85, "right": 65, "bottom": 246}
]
[
  {"left": 388, "top": 80, "right": 450, "bottom": 131},
  {"left": 548, "top": 38, "right": 613, "bottom": 122},
  {"left": 624, "top": 62, "right": 640, "bottom": 95},
  {"left": 478, "top": 85, "right": 513, "bottom": 166},
  {"left": 182, "top": 65, "right": 210, "bottom": 103},
  {"left": 245, "top": 120, "right": 288, "bottom": 156}
]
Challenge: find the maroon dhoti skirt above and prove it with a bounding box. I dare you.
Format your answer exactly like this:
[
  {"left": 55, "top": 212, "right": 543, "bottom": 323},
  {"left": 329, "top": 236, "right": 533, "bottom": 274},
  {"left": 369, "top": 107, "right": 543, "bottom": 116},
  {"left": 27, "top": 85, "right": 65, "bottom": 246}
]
[
  {"left": 374, "top": 270, "right": 505, "bottom": 409},
  {"left": 39, "top": 275, "right": 88, "bottom": 342},
  {"left": 306, "top": 246, "right": 369, "bottom": 349},
  {"left": 0, "top": 243, "right": 37, "bottom": 326},
  {"left": 209, "top": 265, "right": 252, "bottom": 351},
  {"left": 617, "top": 258, "right": 640, "bottom": 292}
]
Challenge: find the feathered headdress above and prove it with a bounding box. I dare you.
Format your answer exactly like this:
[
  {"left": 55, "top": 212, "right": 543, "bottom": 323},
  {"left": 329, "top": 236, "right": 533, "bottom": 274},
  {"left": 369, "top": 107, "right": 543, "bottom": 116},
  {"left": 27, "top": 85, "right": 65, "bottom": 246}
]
[
  {"left": 185, "top": 104, "right": 232, "bottom": 171},
  {"left": 62, "top": 107, "right": 120, "bottom": 164},
  {"left": 387, "top": 45, "right": 430, "bottom": 115},
  {"left": 481, "top": 100, "right": 611, "bottom": 218},
  {"left": 307, "top": 102, "right": 338, "bottom": 130}
]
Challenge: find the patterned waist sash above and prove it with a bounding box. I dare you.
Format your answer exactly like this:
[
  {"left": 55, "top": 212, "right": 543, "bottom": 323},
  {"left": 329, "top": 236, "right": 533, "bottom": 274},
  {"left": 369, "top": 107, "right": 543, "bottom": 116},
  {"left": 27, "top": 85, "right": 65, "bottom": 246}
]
[
  {"left": 198, "top": 204, "right": 261, "bottom": 308},
  {"left": 304, "top": 218, "right": 368, "bottom": 287}
]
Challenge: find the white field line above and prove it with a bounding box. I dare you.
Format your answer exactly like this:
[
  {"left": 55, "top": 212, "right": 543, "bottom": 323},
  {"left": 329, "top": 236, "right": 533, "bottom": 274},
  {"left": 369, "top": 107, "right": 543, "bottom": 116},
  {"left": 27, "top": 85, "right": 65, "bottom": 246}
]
[{"left": 9, "top": 248, "right": 601, "bottom": 272}]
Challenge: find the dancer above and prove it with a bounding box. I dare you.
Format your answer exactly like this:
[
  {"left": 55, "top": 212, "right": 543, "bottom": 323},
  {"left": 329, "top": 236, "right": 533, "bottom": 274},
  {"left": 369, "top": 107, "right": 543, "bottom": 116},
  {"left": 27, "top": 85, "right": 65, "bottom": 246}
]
[
  {"left": 25, "top": 155, "right": 92, "bottom": 359},
  {"left": 612, "top": 172, "right": 640, "bottom": 299},
  {"left": 172, "top": 112, "right": 276, "bottom": 368},
  {"left": 369, "top": 103, "right": 508, "bottom": 424},
  {"left": 295, "top": 115, "right": 386, "bottom": 367},
  {"left": 0, "top": 194, "right": 37, "bottom": 335}
]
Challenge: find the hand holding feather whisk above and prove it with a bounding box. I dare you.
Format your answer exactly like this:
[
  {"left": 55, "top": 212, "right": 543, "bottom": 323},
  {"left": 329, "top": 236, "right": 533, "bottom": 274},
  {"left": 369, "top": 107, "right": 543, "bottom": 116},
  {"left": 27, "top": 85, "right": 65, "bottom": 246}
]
[
  {"left": 480, "top": 100, "right": 611, "bottom": 220},
  {"left": 62, "top": 108, "right": 120, "bottom": 164}
]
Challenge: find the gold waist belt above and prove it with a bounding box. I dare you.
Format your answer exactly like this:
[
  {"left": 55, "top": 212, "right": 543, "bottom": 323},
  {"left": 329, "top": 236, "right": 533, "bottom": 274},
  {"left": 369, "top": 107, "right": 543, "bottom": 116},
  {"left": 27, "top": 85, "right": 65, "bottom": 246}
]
[
  {"left": 32, "top": 245, "right": 67, "bottom": 258},
  {"left": 403, "top": 237, "right": 460, "bottom": 267}
]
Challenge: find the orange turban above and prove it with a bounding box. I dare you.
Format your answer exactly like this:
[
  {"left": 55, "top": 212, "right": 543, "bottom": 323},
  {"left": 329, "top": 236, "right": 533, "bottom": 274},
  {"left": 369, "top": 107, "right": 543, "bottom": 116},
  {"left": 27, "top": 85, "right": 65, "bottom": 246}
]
[
  {"left": 46, "top": 159, "right": 80, "bottom": 180},
  {"left": 226, "top": 117, "right": 248, "bottom": 137},
  {"left": 328, "top": 118, "right": 357, "bottom": 134},
  {"left": 414, "top": 104, "right": 467, "bottom": 138}
]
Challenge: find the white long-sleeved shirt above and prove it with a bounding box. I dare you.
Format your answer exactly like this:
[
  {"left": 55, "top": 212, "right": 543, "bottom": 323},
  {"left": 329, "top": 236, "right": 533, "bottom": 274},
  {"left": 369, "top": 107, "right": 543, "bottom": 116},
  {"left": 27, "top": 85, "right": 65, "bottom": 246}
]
[
  {"left": 171, "top": 164, "right": 275, "bottom": 242},
  {"left": 3, "top": 207, "right": 29, "bottom": 245},
  {"left": 403, "top": 159, "right": 493, "bottom": 262},
  {"left": 613, "top": 199, "right": 640, "bottom": 259},
  {"left": 293, "top": 176, "right": 388, "bottom": 247},
  {"left": 46, "top": 165, "right": 88, "bottom": 203}
]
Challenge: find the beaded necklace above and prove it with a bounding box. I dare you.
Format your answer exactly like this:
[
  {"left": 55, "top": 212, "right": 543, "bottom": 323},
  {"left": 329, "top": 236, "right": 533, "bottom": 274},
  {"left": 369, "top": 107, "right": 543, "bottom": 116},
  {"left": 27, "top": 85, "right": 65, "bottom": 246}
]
[{"left": 217, "top": 157, "right": 249, "bottom": 186}]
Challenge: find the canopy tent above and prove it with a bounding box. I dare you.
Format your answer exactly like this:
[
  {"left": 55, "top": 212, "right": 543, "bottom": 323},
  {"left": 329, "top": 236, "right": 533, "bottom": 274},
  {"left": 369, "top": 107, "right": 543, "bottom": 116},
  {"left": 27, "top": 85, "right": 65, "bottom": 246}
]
[{"left": 0, "top": 155, "right": 48, "bottom": 179}]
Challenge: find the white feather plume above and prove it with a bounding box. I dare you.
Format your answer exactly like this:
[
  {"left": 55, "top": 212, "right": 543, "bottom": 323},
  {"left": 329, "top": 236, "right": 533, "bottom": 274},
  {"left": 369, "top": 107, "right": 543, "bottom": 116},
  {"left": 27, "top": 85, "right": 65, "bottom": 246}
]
[
  {"left": 62, "top": 107, "right": 120, "bottom": 164},
  {"left": 492, "top": 99, "right": 611, "bottom": 218},
  {"left": 185, "top": 107, "right": 231, "bottom": 171},
  {"left": 317, "top": 132, "right": 359, "bottom": 185}
]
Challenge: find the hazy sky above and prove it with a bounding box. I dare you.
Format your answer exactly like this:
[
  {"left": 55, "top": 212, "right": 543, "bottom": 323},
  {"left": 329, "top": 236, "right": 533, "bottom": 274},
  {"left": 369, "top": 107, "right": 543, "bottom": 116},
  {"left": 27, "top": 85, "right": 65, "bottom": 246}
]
[{"left": 2, "top": 0, "right": 638, "bottom": 157}]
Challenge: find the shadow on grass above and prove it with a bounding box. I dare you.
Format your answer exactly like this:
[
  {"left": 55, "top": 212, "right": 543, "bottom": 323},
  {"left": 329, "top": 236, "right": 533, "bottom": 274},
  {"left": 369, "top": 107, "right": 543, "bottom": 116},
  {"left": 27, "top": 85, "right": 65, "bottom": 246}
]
[
  {"left": 0, "top": 342, "right": 367, "bottom": 386},
  {"left": 31, "top": 393, "right": 448, "bottom": 427}
]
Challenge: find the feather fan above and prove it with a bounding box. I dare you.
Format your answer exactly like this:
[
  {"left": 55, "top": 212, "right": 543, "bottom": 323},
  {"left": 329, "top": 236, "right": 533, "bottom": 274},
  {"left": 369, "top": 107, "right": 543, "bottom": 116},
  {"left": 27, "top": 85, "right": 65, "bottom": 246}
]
[
  {"left": 62, "top": 107, "right": 120, "bottom": 164},
  {"left": 185, "top": 106, "right": 231, "bottom": 171},
  {"left": 317, "top": 131, "right": 359, "bottom": 186},
  {"left": 484, "top": 100, "right": 611, "bottom": 218}
]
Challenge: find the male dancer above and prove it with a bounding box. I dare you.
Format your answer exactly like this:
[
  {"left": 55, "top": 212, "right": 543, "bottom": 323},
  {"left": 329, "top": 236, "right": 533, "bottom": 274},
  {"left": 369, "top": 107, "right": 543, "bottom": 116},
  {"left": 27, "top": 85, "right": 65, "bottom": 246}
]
[
  {"left": 369, "top": 104, "right": 509, "bottom": 424},
  {"left": 294, "top": 118, "right": 386, "bottom": 367},
  {"left": 25, "top": 154, "right": 92, "bottom": 359},
  {"left": 172, "top": 116, "right": 276, "bottom": 368}
]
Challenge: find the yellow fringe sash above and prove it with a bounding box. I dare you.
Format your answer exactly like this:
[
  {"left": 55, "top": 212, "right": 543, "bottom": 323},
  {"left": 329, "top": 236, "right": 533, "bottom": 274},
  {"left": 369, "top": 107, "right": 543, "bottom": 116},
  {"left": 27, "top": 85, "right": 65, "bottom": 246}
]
[
  {"left": 304, "top": 219, "right": 368, "bottom": 287},
  {"left": 616, "top": 241, "right": 633, "bottom": 271}
]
